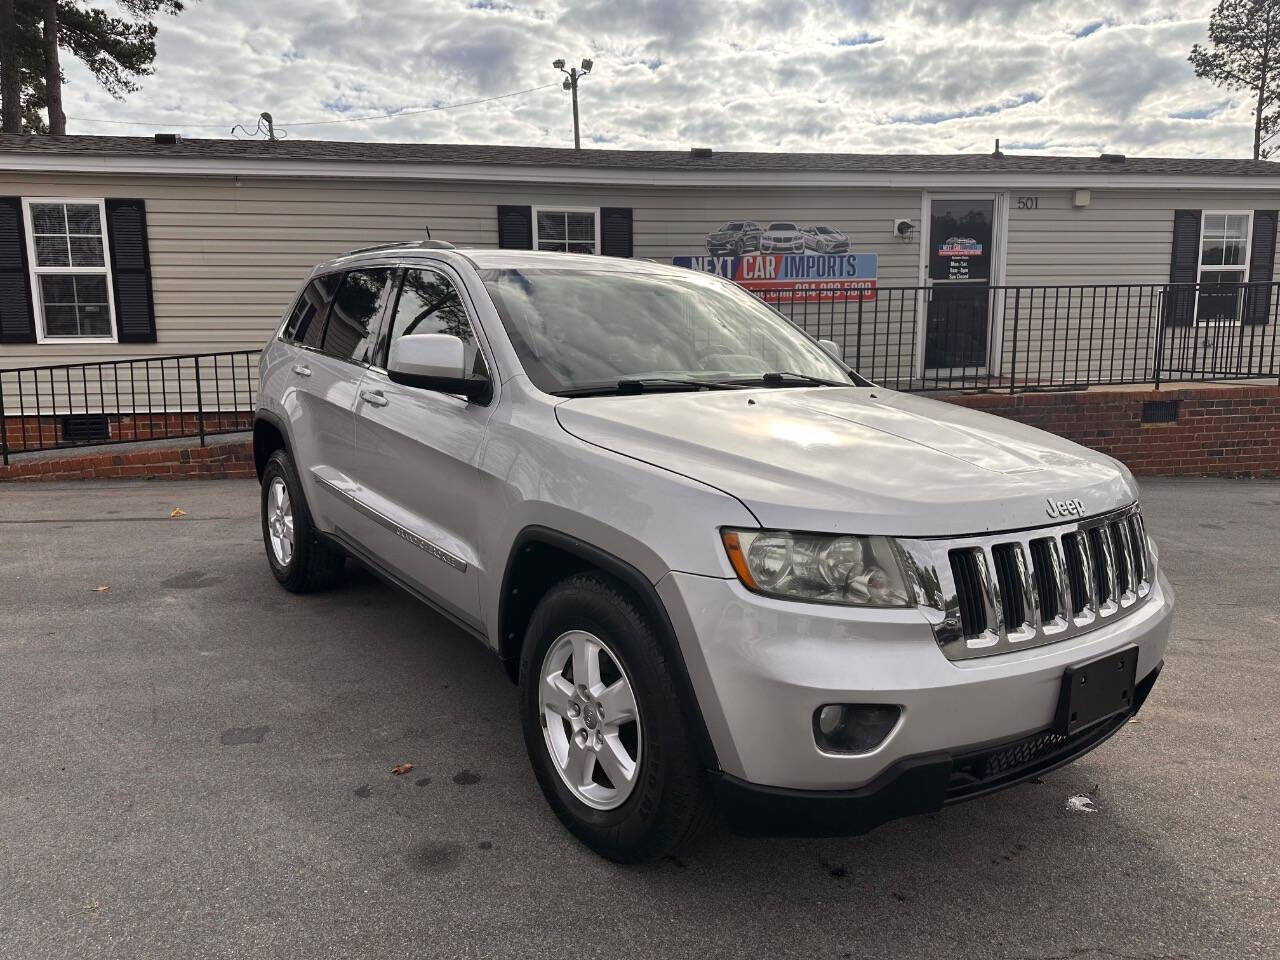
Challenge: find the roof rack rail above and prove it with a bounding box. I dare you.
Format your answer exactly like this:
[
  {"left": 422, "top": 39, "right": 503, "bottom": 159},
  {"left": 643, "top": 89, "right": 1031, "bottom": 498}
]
[{"left": 343, "top": 239, "right": 456, "bottom": 255}]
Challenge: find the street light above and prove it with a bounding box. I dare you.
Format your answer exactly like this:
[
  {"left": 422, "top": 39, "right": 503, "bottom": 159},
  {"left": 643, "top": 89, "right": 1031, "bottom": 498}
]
[{"left": 553, "top": 56, "right": 592, "bottom": 150}]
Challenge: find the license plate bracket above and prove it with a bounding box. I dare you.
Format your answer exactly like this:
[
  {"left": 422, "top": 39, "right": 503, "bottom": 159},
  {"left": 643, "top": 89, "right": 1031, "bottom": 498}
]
[{"left": 1054, "top": 645, "right": 1139, "bottom": 736}]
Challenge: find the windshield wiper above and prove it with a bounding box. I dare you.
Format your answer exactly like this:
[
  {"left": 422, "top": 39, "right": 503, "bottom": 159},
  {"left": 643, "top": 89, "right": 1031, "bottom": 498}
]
[
  {"left": 553, "top": 377, "right": 745, "bottom": 398},
  {"left": 728, "top": 371, "right": 852, "bottom": 388}
]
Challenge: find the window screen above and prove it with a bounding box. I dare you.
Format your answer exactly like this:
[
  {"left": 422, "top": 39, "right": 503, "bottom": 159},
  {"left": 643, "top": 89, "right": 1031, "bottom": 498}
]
[
  {"left": 536, "top": 210, "right": 597, "bottom": 253},
  {"left": 321, "top": 268, "right": 392, "bottom": 363},
  {"left": 26, "top": 200, "right": 113, "bottom": 338}
]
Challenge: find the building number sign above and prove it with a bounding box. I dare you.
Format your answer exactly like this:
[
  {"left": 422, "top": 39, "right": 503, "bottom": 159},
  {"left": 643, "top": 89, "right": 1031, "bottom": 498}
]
[{"left": 1016, "top": 196, "right": 1040, "bottom": 210}]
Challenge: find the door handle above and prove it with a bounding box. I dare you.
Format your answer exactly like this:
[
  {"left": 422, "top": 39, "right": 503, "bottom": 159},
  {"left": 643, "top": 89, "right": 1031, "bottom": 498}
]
[
  {"left": 360, "top": 389, "right": 389, "bottom": 407},
  {"left": 291, "top": 364, "right": 312, "bottom": 377}
]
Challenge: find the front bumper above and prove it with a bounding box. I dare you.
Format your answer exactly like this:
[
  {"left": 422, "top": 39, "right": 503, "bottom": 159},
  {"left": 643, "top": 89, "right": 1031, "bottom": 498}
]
[
  {"left": 760, "top": 239, "right": 804, "bottom": 252},
  {"left": 656, "top": 569, "right": 1173, "bottom": 795},
  {"left": 712, "top": 661, "right": 1161, "bottom": 835}
]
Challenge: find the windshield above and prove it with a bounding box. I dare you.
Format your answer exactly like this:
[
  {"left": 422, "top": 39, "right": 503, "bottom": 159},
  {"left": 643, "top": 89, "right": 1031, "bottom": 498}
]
[
  {"left": 768, "top": 222, "right": 796, "bottom": 231},
  {"left": 719, "top": 222, "right": 744, "bottom": 231},
  {"left": 479, "top": 267, "right": 853, "bottom": 395}
]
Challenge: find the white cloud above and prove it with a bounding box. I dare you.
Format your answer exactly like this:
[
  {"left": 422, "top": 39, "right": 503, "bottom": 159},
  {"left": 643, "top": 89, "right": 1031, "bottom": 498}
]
[{"left": 58, "top": 0, "right": 1260, "bottom": 159}]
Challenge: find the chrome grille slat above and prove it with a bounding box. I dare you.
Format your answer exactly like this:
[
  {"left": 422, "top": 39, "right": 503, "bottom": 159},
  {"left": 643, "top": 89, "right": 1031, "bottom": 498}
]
[{"left": 898, "top": 503, "right": 1156, "bottom": 661}]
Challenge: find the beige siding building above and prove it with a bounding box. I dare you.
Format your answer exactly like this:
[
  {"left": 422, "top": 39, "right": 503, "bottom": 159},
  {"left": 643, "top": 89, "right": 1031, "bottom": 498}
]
[{"left": 1, "top": 136, "right": 1279, "bottom": 414}]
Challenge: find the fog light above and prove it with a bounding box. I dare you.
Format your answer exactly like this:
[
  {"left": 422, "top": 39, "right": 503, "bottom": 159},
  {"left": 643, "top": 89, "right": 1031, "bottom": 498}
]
[{"left": 812, "top": 704, "right": 901, "bottom": 754}]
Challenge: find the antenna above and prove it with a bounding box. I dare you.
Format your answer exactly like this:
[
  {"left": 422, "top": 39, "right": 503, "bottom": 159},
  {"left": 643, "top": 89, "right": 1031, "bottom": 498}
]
[
  {"left": 424, "top": 223, "right": 432, "bottom": 239},
  {"left": 230, "top": 112, "right": 285, "bottom": 140}
]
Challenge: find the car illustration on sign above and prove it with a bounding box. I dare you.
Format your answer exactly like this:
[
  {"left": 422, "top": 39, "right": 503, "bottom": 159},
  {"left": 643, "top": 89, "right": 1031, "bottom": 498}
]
[
  {"left": 802, "top": 224, "right": 850, "bottom": 253},
  {"left": 759, "top": 222, "right": 805, "bottom": 253},
  {"left": 938, "top": 236, "right": 983, "bottom": 257},
  {"left": 705, "top": 221, "right": 762, "bottom": 256}
]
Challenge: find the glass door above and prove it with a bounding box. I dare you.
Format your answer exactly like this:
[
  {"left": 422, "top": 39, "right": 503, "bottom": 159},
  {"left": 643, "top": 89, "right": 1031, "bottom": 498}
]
[{"left": 924, "top": 197, "right": 996, "bottom": 370}]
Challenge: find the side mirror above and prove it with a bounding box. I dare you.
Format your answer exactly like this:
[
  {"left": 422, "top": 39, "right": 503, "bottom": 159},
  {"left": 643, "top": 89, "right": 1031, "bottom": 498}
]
[
  {"left": 388, "top": 333, "right": 490, "bottom": 402},
  {"left": 818, "top": 339, "right": 842, "bottom": 361}
]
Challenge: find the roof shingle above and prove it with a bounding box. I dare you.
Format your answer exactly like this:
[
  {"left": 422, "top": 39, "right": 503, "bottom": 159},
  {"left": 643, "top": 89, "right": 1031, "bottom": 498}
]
[{"left": 1, "top": 133, "right": 1278, "bottom": 177}]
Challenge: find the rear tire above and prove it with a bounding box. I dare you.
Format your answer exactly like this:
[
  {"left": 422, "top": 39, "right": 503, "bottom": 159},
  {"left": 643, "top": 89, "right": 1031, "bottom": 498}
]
[
  {"left": 260, "top": 449, "right": 344, "bottom": 593},
  {"left": 519, "top": 573, "right": 710, "bottom": 863}
]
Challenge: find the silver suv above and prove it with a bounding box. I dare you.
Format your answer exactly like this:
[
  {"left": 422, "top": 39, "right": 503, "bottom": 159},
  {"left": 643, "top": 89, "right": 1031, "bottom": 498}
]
[{"left": 254, "top": 242, "right": 1174, "bottom": 862}]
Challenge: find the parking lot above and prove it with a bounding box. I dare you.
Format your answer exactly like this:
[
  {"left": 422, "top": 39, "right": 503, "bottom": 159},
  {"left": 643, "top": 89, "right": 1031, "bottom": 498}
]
[{"left": 1, "top": 477, "right": 1276, "bottom": 959}]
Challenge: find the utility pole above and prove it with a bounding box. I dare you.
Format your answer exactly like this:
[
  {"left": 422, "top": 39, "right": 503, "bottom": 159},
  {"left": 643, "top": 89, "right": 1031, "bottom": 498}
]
[{"left": 553, "top": 57, "right": 592, "bottom": 150}]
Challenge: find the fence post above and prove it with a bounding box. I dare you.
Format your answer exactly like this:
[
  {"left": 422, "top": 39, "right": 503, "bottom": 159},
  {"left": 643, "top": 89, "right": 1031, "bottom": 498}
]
[
  {"left": 0, "top": 371, "right": 8, "bottom": 467},
  {"left": 1153, "top": 287, "right": 1165, "bottom": 390},
  {"left": 1008, "top": 288, "right": 1020, "bottom": 394},
  {"left": 855, "top": 296, "right": 864, "bottom": 372},
  {"left": 194, "top": 355, "right": 206, "bottom": 448}
]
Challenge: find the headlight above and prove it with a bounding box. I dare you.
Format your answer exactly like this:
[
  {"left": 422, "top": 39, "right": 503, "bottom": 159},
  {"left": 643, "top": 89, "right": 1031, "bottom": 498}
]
[{"left": 720, "top": 529, "right": 913, "bottom": 607}]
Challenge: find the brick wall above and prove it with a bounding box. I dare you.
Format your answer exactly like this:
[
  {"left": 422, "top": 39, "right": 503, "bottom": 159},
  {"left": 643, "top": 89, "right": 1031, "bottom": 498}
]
[
  {"left": 947, "top": 384, "right": 1280, "bottom": 477},
  {"left": 1, "top": 412, "right": 252, "bottom": 454},
  {"left": 2, "top": 384, "right": 1277, "bottom": 482},
  {"left": 0, "top": 439, "right": 254, "bottom": 482}
]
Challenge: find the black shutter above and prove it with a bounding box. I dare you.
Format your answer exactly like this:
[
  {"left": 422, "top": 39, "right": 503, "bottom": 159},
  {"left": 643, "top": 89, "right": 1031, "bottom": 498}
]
[
  {"left": 1245, "top": 209, "right": 1277, "bottom": 325},
  {"left": 0, "top": 196, "right": 36, "bottom": 344},
  {"left": 105, "top": 198, "right": 157, "bottom": 343},
  {"left": 600, "top": 208, "right": 633, "bottom": 258},
  {"left": 1165, "top": 208, "right": 1201, "bottom": 327},
  {"left": 497, "top": 205, "right": 533, "bottom": 249}
]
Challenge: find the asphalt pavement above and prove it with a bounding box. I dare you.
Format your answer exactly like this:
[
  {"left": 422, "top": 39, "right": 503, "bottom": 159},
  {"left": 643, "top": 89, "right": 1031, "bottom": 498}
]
[{"left": 0, "top": 478, "right": 1276, "bottom": 959}]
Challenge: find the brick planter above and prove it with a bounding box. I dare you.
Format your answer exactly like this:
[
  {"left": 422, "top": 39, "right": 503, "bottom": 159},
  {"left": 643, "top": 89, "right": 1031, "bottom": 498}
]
[
  {"left": 0, "top": 439, "right": 254, "bottom": 482},
  {"left": 946, "top": 384, "right": 1280, "bottom": 478}
]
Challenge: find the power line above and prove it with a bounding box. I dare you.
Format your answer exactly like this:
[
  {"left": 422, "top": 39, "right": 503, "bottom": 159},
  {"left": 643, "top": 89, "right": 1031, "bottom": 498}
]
[{"left": 66, "top": 81, "right": 559, "bottom": 131}]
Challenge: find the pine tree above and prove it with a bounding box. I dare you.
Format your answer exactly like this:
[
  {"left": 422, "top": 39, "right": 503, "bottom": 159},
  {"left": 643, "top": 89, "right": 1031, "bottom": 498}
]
[
  {"left": 0, "top": 0, "right": 187, "bottom": 135},
  {"left": 1190, "top": 0, "right": 1280, "bottom": 160}
]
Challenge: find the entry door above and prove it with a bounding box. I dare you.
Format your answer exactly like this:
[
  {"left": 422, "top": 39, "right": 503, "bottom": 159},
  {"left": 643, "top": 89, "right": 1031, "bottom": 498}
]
[{"left": 923, "top": 197, "right": 997, "bottom": 370}]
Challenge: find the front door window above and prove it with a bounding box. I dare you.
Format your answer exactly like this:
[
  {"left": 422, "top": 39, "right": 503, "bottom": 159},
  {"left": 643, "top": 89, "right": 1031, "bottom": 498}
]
[{"left": 924, "top": 198, "right": 995, "bottom": 369}]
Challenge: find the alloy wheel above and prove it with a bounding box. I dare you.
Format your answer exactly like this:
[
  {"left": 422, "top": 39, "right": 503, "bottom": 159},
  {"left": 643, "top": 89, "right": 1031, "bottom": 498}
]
[
  {"left": 539, "top": 629, "right": 642, "bottom": 810},
  {"left": 266, "top": 477, "right": 294, "bottom": 566}
]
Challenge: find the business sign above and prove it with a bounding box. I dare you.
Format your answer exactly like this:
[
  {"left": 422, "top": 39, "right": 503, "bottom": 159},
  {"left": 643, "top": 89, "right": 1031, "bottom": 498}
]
[{"left": 672, "top": 253, "right": 878, "bottom": 302}]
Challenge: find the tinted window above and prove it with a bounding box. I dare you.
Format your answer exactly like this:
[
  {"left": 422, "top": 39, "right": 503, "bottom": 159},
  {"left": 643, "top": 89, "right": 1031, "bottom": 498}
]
[
  {"left": 385, "top": 269, "right": 484, "bottom": 375},
  {"left": 288, "top": 273, "right": 341, "bottom": 349},
  {"left": 321, "top": 269, "right": 393, "bottom": 363}
]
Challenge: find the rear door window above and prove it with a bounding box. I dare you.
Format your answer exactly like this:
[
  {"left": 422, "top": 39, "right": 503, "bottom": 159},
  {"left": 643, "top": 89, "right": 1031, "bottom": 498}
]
[{"left": 320, "top": 268, "right": 394, "bottom": 364}]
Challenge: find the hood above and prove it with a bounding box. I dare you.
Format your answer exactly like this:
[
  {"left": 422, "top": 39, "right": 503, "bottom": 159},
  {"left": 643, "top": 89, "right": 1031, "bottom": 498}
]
[{"left": 555, "top": 387, "right": 1136, "bottom": 537}]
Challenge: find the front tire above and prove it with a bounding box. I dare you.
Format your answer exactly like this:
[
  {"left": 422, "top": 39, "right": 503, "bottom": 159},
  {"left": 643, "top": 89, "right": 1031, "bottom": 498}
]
[
  {"left": 519, "top": 574, "right": 709, "bottom": 863},
  {"left": 260, "top": 449, "right": 344, "bottom": 593}
]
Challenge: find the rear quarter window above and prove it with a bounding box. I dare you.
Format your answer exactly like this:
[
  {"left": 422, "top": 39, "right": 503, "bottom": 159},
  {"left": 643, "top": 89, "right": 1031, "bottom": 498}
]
[{"left": 284, "top": 273, "right": 341, "bottom": 349}]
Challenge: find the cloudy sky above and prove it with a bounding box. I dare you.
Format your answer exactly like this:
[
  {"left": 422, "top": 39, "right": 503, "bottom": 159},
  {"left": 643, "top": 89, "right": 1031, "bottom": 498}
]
[{"left": 59, "top": 0, "right": 1251, "bottom": 158}]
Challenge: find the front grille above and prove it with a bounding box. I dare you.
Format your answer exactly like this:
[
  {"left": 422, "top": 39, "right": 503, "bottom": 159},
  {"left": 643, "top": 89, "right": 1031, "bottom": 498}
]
[
  {"left": 906, "top": 503, "right": 1155, "bottom": 661},
  {"left": 1028, "top": 539, "right": 1060, "bottom": 622},
  {"left": 949, "top": 549, "right": 987, "bottom": 637},
  {"left": 1061, "top": 532, "right": 1090, "bottom": 615},
  {"left": 990, "top": 543, "right": 1026, "bottom": 630}
]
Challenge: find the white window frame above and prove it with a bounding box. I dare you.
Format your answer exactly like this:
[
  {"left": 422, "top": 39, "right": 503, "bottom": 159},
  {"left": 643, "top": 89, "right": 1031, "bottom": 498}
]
[
  {"left": 1195, "top": 209, "right": 1252, "bottom": 326},
  {"left": 532, "top": 205, "right": 601, "bottom": 254},
  {"left": 21, "top": 196, "right": 118, "bottom": 344}
]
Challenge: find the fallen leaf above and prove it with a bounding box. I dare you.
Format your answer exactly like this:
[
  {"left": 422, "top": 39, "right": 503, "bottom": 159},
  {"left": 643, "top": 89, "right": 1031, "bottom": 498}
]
[
  {"left": 392, "top": 763, "right": 413, "bottom": 776},
  {"left": 170, "top": 508, "right": 187, "bottom": 518},
  {"left": 1127, "top": 717, "right": 1141, "bottom": 724},
  {"left": 91, "top": 585, "right": 109, "bottom": 592}
]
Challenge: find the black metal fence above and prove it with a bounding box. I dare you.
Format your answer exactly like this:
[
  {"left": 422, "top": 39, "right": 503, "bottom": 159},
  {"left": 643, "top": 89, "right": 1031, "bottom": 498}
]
[
  {"left": 768, "top": 280, "right": 1280, "bottom": 392},
  {"left": 2, "top": 280, "right": 1279, "bottom": 464},
  {"left": 0, "top": 350, "right": 259, "bottom": 464}
]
